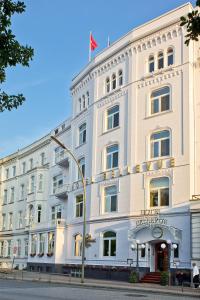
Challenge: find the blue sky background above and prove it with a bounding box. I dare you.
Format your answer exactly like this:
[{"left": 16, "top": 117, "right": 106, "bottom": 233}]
[{"left": 0, "top": 0, "right": 196, "bottom": 157}]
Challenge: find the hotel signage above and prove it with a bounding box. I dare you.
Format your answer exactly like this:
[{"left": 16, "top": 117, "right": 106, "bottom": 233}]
[{"left": 136, "top": 209, "right": 167, "bottom": 228}]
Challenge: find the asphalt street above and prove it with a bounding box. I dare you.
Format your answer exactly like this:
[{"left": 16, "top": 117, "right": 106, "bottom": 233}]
[{"left": 0, "top": 279, "right": 197, "bottom": 300}]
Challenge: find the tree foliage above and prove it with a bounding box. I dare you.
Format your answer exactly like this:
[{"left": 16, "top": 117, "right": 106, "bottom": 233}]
[
  {"left": 0, "top": 0, "right": 34, "bottom": 112},
  {"left": 180, "top": 0, "right": 200, "bottom": 46}
]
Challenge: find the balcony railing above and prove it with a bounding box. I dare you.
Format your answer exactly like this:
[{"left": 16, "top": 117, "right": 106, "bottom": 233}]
[
  {"left": 55, "top": 151, "right": 69, "bottom": 168},
  {"left": 54, "top": 184, "right": 70, "bottom": 199}
]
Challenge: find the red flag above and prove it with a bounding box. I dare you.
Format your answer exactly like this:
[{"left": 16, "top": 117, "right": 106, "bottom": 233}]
[{"left": 90, "top": 34, "right": 98, "bottom": 51}]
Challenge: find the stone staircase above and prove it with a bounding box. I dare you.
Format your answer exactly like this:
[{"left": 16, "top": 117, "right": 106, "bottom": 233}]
[{"left": 140, "top": 272, "right": 161, "bottom": 284}]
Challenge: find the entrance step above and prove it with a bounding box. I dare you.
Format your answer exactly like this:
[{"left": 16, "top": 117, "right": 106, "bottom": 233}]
[{"left": 140, "top": 272, "right": 161, "bottom": 284}]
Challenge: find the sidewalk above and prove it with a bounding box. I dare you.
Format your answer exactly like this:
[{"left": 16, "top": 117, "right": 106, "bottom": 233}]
[{"left": 0, "top": 270, "right": 199, "bottom": 298}]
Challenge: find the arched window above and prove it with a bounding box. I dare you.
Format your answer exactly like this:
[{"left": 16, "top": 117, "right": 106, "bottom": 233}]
[
  {"left": 82, "top": 95, "right": 86, "bottom": 109},
  {"left": 86, "top": 91, "right": 89, "bottom": 105},
  {"left": 78, "top": 98, "right": 81, "bottom": 112},
  {"left": 167, "top": 48, "right": 174, "bottom": 66},
  {"left": 106, "top": 144, "right": 119, "bottom": 169},
  {"left": 150, "top": 130, "right": 170, "bottom": 158},
  {"left": 150, "top": 177, "right": 169, "bottom": 207},
  {"left": 29, "top": 205, "right": 34, "bottom": 225},
  {"left": 74, "top": 234, "right": 82, "bottom": 256},
  {"left": 158, "top": 51, "right": 164, "bottom": 69},
  {"left": 112, "top": 73, "right": 116, "bottom": 90},
  {"left": 103, "top": 231, "right": 116, "bottom": 256},
  {"left": 151, "top": 86, "right": 170, "bottom": 114},
  {"left": 106, "top": 77, "right": 110, "bottom": 93},
  {"left": 107, "top": 105, "right": 119, "bottom": 130},
  {"left": 118, "top": 70, "right": 123, "bottom": 86},
  {"left": 149, "top": 55, "right": 155, "bottom": 72}
]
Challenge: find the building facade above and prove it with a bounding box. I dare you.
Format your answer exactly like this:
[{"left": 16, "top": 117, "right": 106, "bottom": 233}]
[{"left": 0, "top": 3, "right": 200, "bottom": 281}]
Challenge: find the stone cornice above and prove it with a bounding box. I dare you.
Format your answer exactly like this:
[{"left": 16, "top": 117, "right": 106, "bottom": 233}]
[{"left": 71, "top": 22, "right": 182, "bottom": 95}]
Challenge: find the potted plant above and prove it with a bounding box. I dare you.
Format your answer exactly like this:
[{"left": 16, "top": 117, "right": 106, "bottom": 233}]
[
  {"left": 30, "top": 252, "right": 36, "bottom": 257},
  {"left": 160, "top": 271, "right": 169, "bottom": 286},
  {"left": 129, "top": 271, "right": 138, "bottom": 283}
]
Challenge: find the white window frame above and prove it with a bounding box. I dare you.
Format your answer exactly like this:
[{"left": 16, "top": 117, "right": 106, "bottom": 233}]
[
  {"left": 74, "top": 233, "right": 82, "bottom": 257},
  {"left": 148, "top": 55, "right": 155, "bottom": 73},
  {"left": 75, "top": 194, "right": 83, "bottom": 218},
  {"left": 150, "top": 86, "right": 170, "bottom": 115},
  {"left": 104, "top": 185, "right": 118, "bottom": 213},
  {"left": 79, "top": 123, "right": 86, "bottom": 146},
  {"left": 167, "top": 47, "right": 174, "bottom": 66},
  {"left": 106, "top": 105, "right": 119, "bottom": 131},
  {"left": 158, "top": 51, "right": 164, "bottom": 69},
  {"left": 150, "top": 130, "right": 170, "bottom": 159},
  {"left": 103, "top": 231, "right": 116, "bottom": 257},
  {"left": 106, "top": 144, "right": 119, "bottom": 170},
  {"left": 149, "top": 177, "right": 170, "bottom": 208},
  {"left": 78, "top": 157, "right": 85, "bottom": 180}
]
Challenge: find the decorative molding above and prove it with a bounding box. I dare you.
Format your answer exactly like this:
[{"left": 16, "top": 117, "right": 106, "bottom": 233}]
[{"left": 97, "top": 89, "right": 128, "bottom": 109}]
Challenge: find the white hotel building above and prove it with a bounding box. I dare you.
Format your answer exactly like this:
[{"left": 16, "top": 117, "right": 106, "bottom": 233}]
[{"left": 0, "top": 3, "right": 200, "bottom": 282}]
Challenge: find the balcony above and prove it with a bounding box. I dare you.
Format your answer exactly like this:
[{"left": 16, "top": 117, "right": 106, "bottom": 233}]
[
  {"left": 55, "top": 150, "right": 69, "bottom": 168},
  {"left": 54, "top": 184, "right": 70, "bottom": 200}
]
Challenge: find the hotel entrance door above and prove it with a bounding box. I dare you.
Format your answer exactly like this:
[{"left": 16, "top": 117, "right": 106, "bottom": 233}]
[{"left": 155, "top": 242, "right": 168, "bottom": 272}]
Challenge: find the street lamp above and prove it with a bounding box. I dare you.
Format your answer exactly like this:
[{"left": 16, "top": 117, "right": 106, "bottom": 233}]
[
  {"left": 131, "top": 240, "right": 145, "bottom": 278},
  {"left": 51, "top": 136, "right": 87, "bottom": 284}
]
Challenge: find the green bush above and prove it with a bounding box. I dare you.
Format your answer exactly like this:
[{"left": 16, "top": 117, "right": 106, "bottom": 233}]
[
  {"left": 129, "top": 271, "right": 138, "bottom": 283},
  {"left": 160, "top": 271, "right": 169, "bottom": 286}
]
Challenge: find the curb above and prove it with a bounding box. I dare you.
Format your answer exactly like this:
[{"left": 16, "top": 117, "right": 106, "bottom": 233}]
[{"left": 1, "top": 275, "right": 200, "bottom": 298}]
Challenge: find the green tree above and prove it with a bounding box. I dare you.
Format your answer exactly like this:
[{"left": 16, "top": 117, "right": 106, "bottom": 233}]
[
  {"left": 180, "top": 0, "right": 200, "bottom": 46},
  {"left": 0, "top": 0, "right": 34, "bottom": 112}
]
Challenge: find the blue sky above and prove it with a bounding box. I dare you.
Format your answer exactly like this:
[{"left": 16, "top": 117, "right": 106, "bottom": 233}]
[{"left": 0, "top": 0, "right": 196, "bottom": 157}]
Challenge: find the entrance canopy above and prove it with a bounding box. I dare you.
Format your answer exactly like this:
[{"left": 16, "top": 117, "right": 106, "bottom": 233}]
[{"left": 128, "top": 224, "right": 182, "bottom": 244}]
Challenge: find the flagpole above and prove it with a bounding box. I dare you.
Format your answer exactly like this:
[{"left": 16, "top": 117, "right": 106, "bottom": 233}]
[{"left": 89, "top": 31, "right": 91, "bottom": 62}]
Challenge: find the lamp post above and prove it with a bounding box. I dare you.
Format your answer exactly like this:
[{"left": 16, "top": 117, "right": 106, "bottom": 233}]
[
  {"left": 131, "top": 240, "right": 145, "bottom": 279},
  {"left": 161, "top": 240, "right": 177, "bottom": 286},
  {"left": 51, "top": 136, "right": 87, "bottom": 284}
]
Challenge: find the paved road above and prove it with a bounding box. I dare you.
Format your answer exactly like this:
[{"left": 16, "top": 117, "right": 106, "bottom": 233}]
[{"left": 0, "top": 279, "right": 196, "bottom": 300}]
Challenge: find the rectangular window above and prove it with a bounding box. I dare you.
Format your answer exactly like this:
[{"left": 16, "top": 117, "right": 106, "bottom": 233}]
[
  {"left": 31, "top": 234, "right": 37, "bottom": 254},
  {"left": 20, "top": 184, "right": 25, "bottom": 200},
  {"left": 76, "top": 195, "right": 83, "bottom": 218},
  {"left": 106, "top": 144, "right": 119, "bottom": 169},
  {"left": 51, "top": 205, "right": 61, "bottom": 222},
  {"left": 104, "top": 186, "right": 117, "bottom": 213},
  {"left": 10, "top": 187, "right": 15, "bottom": 203},
  {"left": 78, "top": 157, "right": 85, "bottom": 179},
  {"left": 30, "top": 176, "right": 35, "bottom": 193},
  {"left": 29, "top": 158, "right": 33, "bottom": 170},
  {"left": 22, "top": 162, "right": 26, "bottom": 174},
  {"left": 17, "top": 239, "right": 21, "bottom": 257},
  {"left": 12, "top": 166, "right": 16, "bottom": 177},
  {"left": 8, "top": 213, "right": 13, "bottom": 230},
  {"left": 2, "top": 214, "right": 6, "bottom": 230},
  {"left": 5, "top": 168, "right": 9, "bottom": 179},
  {"left": 3, "top": 190, "right": 7, "bottom": 205},
  {"left": 79, "top": 123, "right": 86, "bottom": 145},
  {"left": 107, "top": 106, "right": 119, "bottom": 130},
  {"left": 174, "top": 244, "right": 179, "bottom": 258},
  {"left": 40, "top": 152, "right": 45, "bottom": 165},
  {"left": 150, "top": 177, "right": 169, "bottom": 207},
  {"left": 53, "top": 174, "right": 63, "bottom": 194},
  {"left": 48, "top": 232, "right": 55, "bottom": 254},
  {"left": 24, "top": 239, "right": 29, "bottom": 256},
  {"left": 18, "top": 211, "right": 23, "bottom": 228},
  {"left": 0, "top": 241, "right": 4, "bottom": 257},
  {"left": 39, "top": 233, "right": 45, "bottom": 254},
  {"left": 151, "top": 87, "right": 170, "bottom": 115},
  {"left": 7, "top": 240, "right": 12, "bottom": 257}
]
